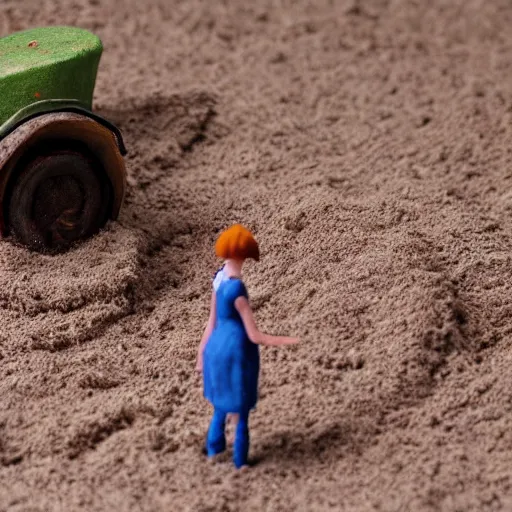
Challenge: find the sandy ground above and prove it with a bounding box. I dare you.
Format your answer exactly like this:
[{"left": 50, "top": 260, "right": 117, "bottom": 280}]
[{"left": 2, "top": 0, "right": 512, "bottom": 510}]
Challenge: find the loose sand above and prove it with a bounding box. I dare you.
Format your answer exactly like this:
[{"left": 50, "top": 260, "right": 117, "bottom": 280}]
[{"left": 2, "top": 1, "right": 512, "bottom": 511}]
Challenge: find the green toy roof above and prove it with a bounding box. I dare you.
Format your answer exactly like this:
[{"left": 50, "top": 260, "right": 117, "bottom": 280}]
[
  {"left": 0, "top": 26, "right": 103, "bottom": 130},
  {"left": 0, "top": 26, "right": 102, "bottom": 76}
]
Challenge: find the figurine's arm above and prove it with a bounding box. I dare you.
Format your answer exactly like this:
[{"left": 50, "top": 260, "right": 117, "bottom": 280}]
[
  {"left": 235, "top": 296, "right": 298, "bottom": 346},
  {"left": 196, "top": 290, "right": 216, "bottom": 372}
]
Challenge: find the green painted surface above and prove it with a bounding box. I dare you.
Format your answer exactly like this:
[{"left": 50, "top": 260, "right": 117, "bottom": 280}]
[{"left": 0, "top": 26, "right": 103, "bottom": 127}]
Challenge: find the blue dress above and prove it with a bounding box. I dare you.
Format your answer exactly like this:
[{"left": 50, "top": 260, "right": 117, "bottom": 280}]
[{"left": 203, "top": 277, "right": 260, "bottom": 414}]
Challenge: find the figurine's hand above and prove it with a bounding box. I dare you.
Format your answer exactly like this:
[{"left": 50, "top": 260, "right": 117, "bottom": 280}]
[
  {"left": 279, "top": 336, "right": 299, "bottom": 345},
  {"left": 263, "top": 335, "right": 299, "bottom": 346}
]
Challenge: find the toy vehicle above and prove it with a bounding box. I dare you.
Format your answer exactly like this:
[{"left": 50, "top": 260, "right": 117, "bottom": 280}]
[{"left": 0, "top": 26, "right": 127, "bottom": 253}]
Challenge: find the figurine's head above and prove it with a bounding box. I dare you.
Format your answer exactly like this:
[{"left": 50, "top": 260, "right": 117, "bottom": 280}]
[{"left": 215, "top": 224, "right": 260, "bottom": 262}]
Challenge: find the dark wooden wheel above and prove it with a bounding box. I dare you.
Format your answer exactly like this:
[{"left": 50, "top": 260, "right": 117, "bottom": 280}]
[{"left": 7, "top": 143, "right": 112, "bottom": 253}]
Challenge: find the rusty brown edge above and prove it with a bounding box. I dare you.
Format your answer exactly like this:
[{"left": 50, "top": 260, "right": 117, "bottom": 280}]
[{"left": 0, "top": 103, "right": 128, "bottom": 157}]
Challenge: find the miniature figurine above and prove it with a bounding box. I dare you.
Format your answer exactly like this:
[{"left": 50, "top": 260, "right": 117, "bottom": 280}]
[
  {"left": 0, "top": 26, "right": 127, "bottom": 253},
  {"left": 197, "top": 260, "right": 239, "bottom": 437},
  {"left": 197, "top": 224, "right": 299, "bottom": 469}
]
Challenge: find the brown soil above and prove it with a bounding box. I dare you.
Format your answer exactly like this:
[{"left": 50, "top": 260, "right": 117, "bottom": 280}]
[{"left": 2, "top": 1, "right": 512, "bottom": 511}]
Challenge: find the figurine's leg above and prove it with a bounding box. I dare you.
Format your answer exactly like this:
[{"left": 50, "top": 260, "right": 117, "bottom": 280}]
[
  {"left": 206, "top": 408, "right": 227, "bottom": 457},
  {"left": 233, "top": 409, "right": 250, "bottom": 469}
]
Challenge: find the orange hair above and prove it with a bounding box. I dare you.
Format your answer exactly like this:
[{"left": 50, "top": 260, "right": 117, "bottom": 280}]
[{"left": 215, "top": 224, "right": 260, "bottom": 261}]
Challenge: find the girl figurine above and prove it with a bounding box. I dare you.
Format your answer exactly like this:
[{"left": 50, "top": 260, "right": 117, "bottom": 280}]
[{"left": 196, "top": 224, "right": 298, "bottom": 469}]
